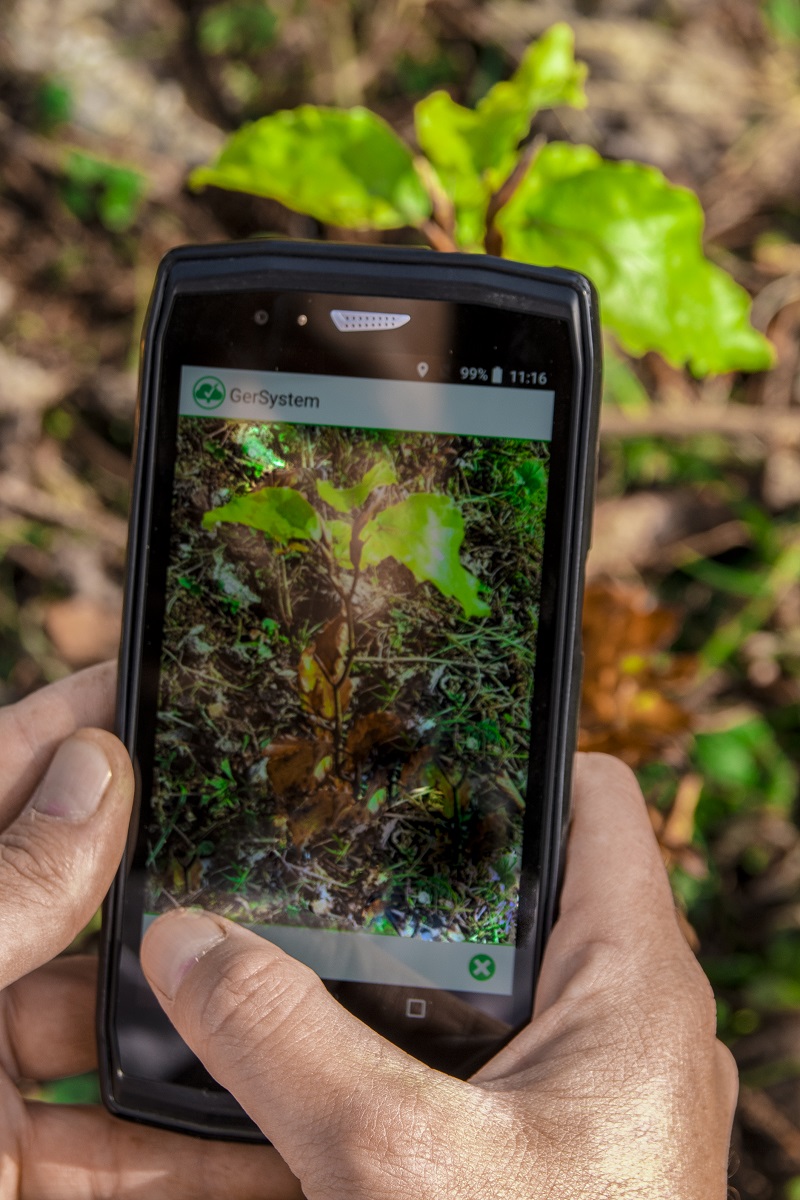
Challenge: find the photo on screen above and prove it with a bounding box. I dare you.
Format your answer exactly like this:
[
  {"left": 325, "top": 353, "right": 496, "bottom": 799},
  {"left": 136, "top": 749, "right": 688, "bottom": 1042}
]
[{"left": 146, "top": 416, "right": 549, "bottom": 948}]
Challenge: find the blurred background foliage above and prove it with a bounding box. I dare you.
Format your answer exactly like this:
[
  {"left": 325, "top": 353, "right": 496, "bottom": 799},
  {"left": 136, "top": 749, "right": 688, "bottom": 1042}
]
[{"left": 0, "top": 1, "right": 799, "bottom": 1195}]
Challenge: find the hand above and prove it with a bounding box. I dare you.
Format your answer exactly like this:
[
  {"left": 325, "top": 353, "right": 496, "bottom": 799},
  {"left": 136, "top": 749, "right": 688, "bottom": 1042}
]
[
  {"left": 0, "top": 664, "right": 298, "bottom": 1200},
  {"left": 141, "top": 753, "right": 738, "bottom": 1200}
]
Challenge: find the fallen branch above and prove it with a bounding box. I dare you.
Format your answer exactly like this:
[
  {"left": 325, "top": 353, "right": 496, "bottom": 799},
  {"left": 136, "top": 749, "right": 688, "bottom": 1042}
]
[{"left": 600, "top": 405, "right": 800, "bottom": 444}]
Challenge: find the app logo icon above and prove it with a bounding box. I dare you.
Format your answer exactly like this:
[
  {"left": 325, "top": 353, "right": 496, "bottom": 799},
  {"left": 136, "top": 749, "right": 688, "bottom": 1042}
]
[
  {"left": 192, "top": 375, "right": 226, "bottom": 409},
  {"left": 468, "top": 953, "right": 496, "bottom": 981},
  {"left": 416, "top": 361, "right": 429, "bottom": 378}
]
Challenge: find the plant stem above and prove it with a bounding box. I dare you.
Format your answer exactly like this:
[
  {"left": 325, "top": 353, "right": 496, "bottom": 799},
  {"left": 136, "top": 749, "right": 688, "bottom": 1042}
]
[
  {"left": 415, "top": 154, "right": 457, "bottom": 248},
  {"left": 484, "top": 134, "right": 546, "bottom": 256},
  {"left": 421, "top": 219, "right": 458, "bottom": 252},
  {"left": 277, "top": 552, "right": 293, "bottom": 625}
]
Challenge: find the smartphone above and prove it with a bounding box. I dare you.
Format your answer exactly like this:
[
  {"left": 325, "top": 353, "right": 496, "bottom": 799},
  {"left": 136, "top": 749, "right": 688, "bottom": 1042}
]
[{"left": 98, "top": 240, "right": 601, "bottom": 1140}]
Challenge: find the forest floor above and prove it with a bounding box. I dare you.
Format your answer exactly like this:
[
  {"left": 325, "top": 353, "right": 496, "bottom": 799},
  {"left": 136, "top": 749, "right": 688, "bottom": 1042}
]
[{"left": 1, "top": 0, "right": 799, "bottom": 1194}]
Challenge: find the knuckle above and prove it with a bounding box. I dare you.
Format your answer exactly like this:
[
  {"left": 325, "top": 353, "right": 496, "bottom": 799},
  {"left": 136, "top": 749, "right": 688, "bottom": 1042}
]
[
  {"left": 663, "top": 951, "right": 719, "bottom": 1037},
  {"left": 188, "top": 948, "right": 324, "bottom": 1063},
  {"left": 648, "top": 959, "right": 718, "bottom": 1041},
  {"left": 0, "top": 819, "right": 76, "bottom": 906},
  {"left": 714, "top": 1038, "right": 740, "bottom": 1101},
  {"left": 581, "top": 752, "right": 641, "bottom": 797}
]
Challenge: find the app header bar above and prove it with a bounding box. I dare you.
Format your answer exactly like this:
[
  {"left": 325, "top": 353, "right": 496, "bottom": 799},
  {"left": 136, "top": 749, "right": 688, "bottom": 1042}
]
[{"left": 180, "top": 366, "right": 554, "bottom": 442}]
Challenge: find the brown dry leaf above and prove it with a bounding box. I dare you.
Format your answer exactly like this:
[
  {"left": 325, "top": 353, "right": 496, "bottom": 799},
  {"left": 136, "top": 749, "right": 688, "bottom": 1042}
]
[
  {"left": 186, "top": 859, "right": 204, "bottom": 894},
  {"left": 475, "top": 809, "right": 513, "bottom": 858},
  {"left": 313, "top": 615, "right": 349, "bottom": 677},
  {"left": 492, "top": 773, "right": 526, "bottom": 812},
  {"left": 264, "top": 735, "right": 333, "bottom": 796},
  {"left": 44, "top": 595, "right": 121, "bottom": 667},
  {"left": 579, "top": 580, "right": 695, "bottom": 766},
  {"left": 297, "top": 648, "right": 336, "bottom": 719},
  {"left": 399, "top": 746, "right": 434, "bottom": 788},
  {"left": 288, "top": 785, "right": 354, "bottom": 847},
  {"left": 345, "top": 711, "right": 408, "bottom": 761},
  {"left": 297, "top": 617, "right": 353, "bottom": 719}
]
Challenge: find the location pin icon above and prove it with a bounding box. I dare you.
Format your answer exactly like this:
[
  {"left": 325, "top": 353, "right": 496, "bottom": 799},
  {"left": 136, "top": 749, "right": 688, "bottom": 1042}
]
[{"left": 417, "top": 362, "right": 429, "bottom": 378}]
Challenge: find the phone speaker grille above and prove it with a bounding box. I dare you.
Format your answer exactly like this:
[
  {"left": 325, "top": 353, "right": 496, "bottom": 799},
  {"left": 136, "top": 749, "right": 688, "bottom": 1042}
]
[{"left": 330, "top": 310, "right": 411, "bottom": 332}]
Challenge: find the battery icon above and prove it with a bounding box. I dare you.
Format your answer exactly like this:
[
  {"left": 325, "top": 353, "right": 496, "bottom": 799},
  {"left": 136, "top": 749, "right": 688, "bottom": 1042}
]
[{"left": 491, "top": 366, "right": 503, "bottom": 384}]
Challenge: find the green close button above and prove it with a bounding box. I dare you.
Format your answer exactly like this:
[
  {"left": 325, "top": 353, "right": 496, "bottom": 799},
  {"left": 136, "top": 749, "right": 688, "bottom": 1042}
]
[{"left": 468, "top": 953, "right": 496, "bottom": 981}]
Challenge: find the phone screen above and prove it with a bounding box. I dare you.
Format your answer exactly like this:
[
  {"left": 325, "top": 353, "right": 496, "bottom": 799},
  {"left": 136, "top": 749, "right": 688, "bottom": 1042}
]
[{"left": 114, "top": 287, "right": 575, "bottom": 1089}]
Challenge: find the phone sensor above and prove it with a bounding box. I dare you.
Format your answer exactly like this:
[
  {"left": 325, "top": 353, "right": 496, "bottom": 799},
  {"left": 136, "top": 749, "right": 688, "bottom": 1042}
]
[{"left": 330, "top": 310, "right": 411, "bottom": 332}]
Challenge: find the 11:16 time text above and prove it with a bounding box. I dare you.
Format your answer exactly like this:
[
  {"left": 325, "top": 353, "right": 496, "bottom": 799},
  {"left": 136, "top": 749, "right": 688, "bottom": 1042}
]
[{"left": 509, "top": 370, "right": 549, "bottom": 386}]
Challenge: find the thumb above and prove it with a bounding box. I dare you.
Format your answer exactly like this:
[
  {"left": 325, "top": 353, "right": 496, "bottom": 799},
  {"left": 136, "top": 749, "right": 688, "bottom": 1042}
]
[
  {"left": 534, "top": 752, "right": 693, "bottom": 1015},
  {"left": 140, "top": 911, "right": 433, "bottom": 1169}
]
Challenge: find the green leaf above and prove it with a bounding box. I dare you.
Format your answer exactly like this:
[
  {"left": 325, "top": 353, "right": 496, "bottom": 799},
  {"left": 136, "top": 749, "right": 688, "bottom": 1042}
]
[
  {"left": 680, "top": 557, "right": 770, "bottom": 599},
  {"left": 38, "top": 1071, "right": 101, "bottom": 1105},
  {"left": 360, "top": 494, "right": 490, "bottom": 618},
  {"left": 475, "top": 23, "right": 587, "bottom": 156},
  {"left": 366, "top": 786, "right": 388, "bottom": 813},
  {"left": 190, "top": 106, "right": 431, "bottom": 230},
  {"left": 693, "top": 716, "right": 797, "bottom": 814},
  {"left": 316, "top": 460, "right": 397, "bottom": 514},
  {"left": 240, "top": 430, "right": 286, "bottom": 469},
  {"left": 414, "top": 23, "right": 586, "bottom": 247},
  {"left": 198, "top": 0, "right": 279, "bottom": 56},
  {"left": 742, "top": 936, "right": 800, "bottom": 1012},
  {"left": 35, "top": 77, "right": 73, "bottom": 133},
  {"left": 695, "top": 723, "right": 765, "bottom": 791},
  {"left": 413, "top": 91, "right": 490, "bottom": 247},
  {"left": 515, "top": 458, "right": 546, "bottom": 498},
  {"left": 764, "top": 0, "right": 800, "bottom": 42},
  {"left": 203, "top": 486, "right": 321, "bottom": 543},
  {"left": 603, "top": 343, "right": 651, "bottom": 414},
  {"left": 497, "top": 142, "right": 774, "bottom": 375},
  {"left": 325, "top": 518, "right": 354, "bottom": 568},
  {"left": 62, "top": 151, "right": 147, "bottom": 232}
]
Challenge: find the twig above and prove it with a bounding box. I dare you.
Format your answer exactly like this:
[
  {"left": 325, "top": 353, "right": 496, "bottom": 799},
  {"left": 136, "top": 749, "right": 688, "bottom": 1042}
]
[
  {"left": 415, "top": 155, "right": 456, "bottom": 243},
  {"left": 484, "top": 135, "right": 546, "bottom": 256},
  {"left": 600, "top": 406, "right": 800, "bottom": 445},
  {"left": 738, "top": 1084, "right": 800, "bottom": 1168},
  {"left": 420, "top": 218, "right": 458, "bottom": 253}
]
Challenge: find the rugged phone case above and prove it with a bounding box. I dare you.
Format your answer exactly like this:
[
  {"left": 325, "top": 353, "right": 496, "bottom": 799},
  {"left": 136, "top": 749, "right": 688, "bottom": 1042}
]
[{"left": 98, "top": 240, "right": 602, "bottom": 1139}]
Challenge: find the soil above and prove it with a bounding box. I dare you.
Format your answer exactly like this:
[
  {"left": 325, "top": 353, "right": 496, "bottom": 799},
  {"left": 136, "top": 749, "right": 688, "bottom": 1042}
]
[{"left": 148, "top": 418, "right": 548, "bottom": 945}]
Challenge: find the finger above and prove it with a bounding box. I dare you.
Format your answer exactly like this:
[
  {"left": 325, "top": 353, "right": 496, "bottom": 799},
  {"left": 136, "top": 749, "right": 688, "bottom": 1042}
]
[
  {"left": 0, "top": 662, "right": 116, "bottom": 826},
  {"left": 140, "top": 911, "right": 456, "bottom": 1180},
  {"left": 1, "top": 956, "right": 97, "bottom": 1081},
  {"left": 535, "top": 752, "right": 689, "bottom": 1010},
  {"left": 473, "top": 753, "right": 700, "bottom": 1082},
  {"left": 20, "top": 1102, "right": 301, "bottom": 1200},
  {"left": 0, "top": 728, "right": 133, "bottom": 989}
]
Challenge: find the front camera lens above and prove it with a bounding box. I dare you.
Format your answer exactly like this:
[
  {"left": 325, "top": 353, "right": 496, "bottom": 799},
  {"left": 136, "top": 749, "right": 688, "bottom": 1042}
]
[{"left": 254, "top": 310, "right": 269, "bottom": 326}]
